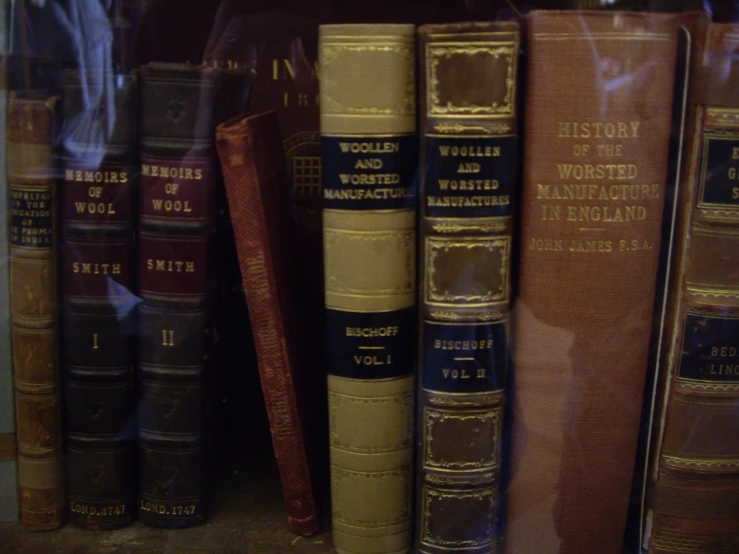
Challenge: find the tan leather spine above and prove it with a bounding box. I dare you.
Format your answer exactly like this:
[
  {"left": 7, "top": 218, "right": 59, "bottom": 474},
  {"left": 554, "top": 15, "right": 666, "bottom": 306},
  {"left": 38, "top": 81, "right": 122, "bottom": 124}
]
[
  {"left": 320, "top": 24, "right": 416, "bottom": 554},
  {"left": 7, "top": 93, "right": 64, "bottom": 530},
  {"left": 416, "top": 21, "right": 520, "bottom": 554},
  {"left": 647, "top": 23, "right": 739, "bottom": 554},
  {"left": 506, "top": 11, "right": 680, "bottom": 554}
]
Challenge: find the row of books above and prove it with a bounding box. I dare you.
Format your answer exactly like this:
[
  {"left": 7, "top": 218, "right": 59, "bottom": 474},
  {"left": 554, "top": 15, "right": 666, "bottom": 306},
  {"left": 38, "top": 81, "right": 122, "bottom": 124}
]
[
  {"left": 6, "top": 64, "right": 258, "bottom": 531},
  {"left": 317, "top": 11, "right": 739, "bottom": 554},
  {"left": 0, "top": 7, "right": 737, "bottom": 554}
]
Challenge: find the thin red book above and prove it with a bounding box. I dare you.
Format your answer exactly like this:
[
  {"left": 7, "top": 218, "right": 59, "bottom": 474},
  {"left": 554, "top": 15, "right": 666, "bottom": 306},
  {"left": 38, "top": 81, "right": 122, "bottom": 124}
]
[{"left": 215, "top": 110, "right": 322, "bottom": 536}]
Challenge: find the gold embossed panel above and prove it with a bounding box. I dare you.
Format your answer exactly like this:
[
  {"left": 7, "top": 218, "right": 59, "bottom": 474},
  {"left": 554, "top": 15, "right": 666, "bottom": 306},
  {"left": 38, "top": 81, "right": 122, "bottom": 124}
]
[
  {"left": 319, "top": 25, "right": 415, "bottom": 136},
  {"left": 329, "top": 390, "right": 413, "bottom": 454},
  {"left": 12, "top": 328, "right": 57, "bottom": 387},
  {"left": 15, "top": 395, "right": 60, "bottom": 454},
  {"left": 325, "top": 227, "right": 415, "bottom": 307},
  {"left": 425, "top": 236, "right": 509, "bottom": 308},
  {"left": 10, "top": 257, "right": 55, "bottom": 320},
  {"left": 331, "top": 465, "right": 412, "bottom": 527},
  {"left": 423, "top": 407, "right": 501, "bottom": 473},
  {"left": 426, "top": 41, "right": 517, "bottom": 119},
  {"left": 420, "top": 486, "right": 496, "bottom": 551},
  {"left": 321, "top": 44, "right": 415, "bottom": 117},
  {"left": 685, "top": 226, "right": 739, "bottom": 303}
]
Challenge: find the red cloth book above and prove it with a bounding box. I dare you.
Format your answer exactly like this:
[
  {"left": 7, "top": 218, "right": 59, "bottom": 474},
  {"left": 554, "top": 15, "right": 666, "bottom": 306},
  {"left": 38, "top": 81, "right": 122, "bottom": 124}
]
[{"left": 216, "top": 110, "right": 324, "bottom": 536}]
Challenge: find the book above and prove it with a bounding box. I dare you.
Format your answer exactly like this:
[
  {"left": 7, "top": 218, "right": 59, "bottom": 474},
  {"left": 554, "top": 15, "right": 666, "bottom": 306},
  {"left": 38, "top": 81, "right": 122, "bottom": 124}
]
[
  {"left": 7, "top": 91, "right": 64, "bottom": 530},
  {"left": 416, "top": 21, "right": 520, "bottom": 554},
  {"left": 203, "top": 15, "right": 327, "bottom": 470},
  {"left": 504, "top": 11, "right": 681, "bottom": 553},
  {"left": 0, "top": 0, "right": 19, "bottom": 522},
  {"left": 216, "top": 110, "right": 321, "bottom": 536},
  {"left": 60, "top": 70, "right": 138, "bottom": 529},
  {"left": 203, "top": 9, "right": 323, "bottom": 297},
  {"left": 319, "top": 23, "right": 418, "bottom": 554},
  {"left": 645, "top": 21, "right": 739, "bottom": 554},
  {"left": 137, "top": 64, "right": 219, "bottom": 528}
]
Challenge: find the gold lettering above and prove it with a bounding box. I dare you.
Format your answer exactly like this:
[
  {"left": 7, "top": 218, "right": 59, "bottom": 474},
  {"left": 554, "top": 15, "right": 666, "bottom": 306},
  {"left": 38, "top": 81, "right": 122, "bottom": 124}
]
[
  {"left": 711, "top": 346, "right": 738, "bottom": 358},
  {"left": 529, "top": 237, "right": 564, "bottom": 251},
  {"left": 146, "top": 259, "right": 195, "bottom": 273},
  {"left": 346, "top": 326, "right": 399, "bottom": 337},
  {"left": 457, "top": 162, "right": 481, "bottom": 174},
  {"left": 354, "top": 158, "right": 383, "bottom": 170},
  {"left": 151, "top": 199, "right": 192, "bottom": 213},
  {"left": 141, "top": 164, "right": 203, "bottom": 180},
  {"left": 434, "top": 339, "right": 492, "bottom": 351},
  {"left": 339, "top": 141, "right": 400, "bottom": 154},
  {"left": 162, "top": 329, "right": 175, "bottom": 347},
  {"left": 557, "top": 121, "right": 640, "bottom": 139}
]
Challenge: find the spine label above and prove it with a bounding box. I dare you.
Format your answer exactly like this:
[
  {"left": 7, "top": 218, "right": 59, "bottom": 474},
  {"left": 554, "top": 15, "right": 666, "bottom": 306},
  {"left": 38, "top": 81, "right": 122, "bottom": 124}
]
[
  {"left": 322, "top": 135, "right": 418, "bottom": 210},
  {"left": 678, "top": 311, "right": 739, "bottom": 382},
  {"left": 699, "top": 135, "right": 739, "bottom": 209},
  {"left": 138, "top": 235, "right": 208, "bottom": 296},
  {"left": 9, "top": 185, "right": 53, "bottom": 247},
  {"left": 63, "top": 161, "right": 134, "bottom": 222},
  {"left": 326, "top": 308, "right": 415, "bottom": 379},
  {"left": 425, "top": 136, "right": 516, "bottom": 218},
  {"left": 422, "top": 321, "right": 507, "bottom": 393},
  {"left": 140, "top": 155, "right": 214, "bottom": 221},
  {"left": 64, "top": 240, "right": 131, "bottom": 297}
]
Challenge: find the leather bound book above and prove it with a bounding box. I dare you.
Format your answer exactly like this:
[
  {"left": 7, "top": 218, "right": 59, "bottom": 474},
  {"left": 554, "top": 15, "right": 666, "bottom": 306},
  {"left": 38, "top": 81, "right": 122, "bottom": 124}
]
[
  {"left": 61, "top": 70, "right": 138, "bottom": 529},
  {"left": 7, "top": 91, "right": 64, "bottom": 530},
  {"left": 137, "top": 64, "right": 218, "bottom": 528},
  {"left": 416, "top": 22, "right": 520, "bottom": 554},
  {"left": 505, "top": 11, "right": 680, "bottom": 554},
  {"left": 319, "top": 24, "right": 418, "bottom": 554},
  {"left": 216, "top": 110, "right": 321, "bottom": 536},
  {"left": 646, "top": 22, "right": 739, "bottom": 554},
  {"left": 0, "top": 1, "right": 20, "bottom": 522}
]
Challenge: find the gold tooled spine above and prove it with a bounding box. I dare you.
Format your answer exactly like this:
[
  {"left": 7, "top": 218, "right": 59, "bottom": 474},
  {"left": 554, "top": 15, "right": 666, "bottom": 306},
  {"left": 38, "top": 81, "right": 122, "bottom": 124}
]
[
  {"left": 320, "top": 24, "right": 416, "bottom": 554},
  {"left": 416, "top": 22, "right": 520, "bottom": 554}
]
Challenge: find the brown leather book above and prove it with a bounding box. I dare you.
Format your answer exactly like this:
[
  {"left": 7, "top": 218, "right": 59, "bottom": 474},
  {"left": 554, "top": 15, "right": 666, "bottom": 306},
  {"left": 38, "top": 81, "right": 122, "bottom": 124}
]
[
  {"left": 215, "top": 110, "right": 321, "bottom": 536},
  {"left": 646, "top": 21, "right": 739, "bottom": 554},
  {"left": 7, "top": 91, "right": 64, "bottom": 530},
  {"left": 416, "top": 21, "right": 520, "bottom": 554},
  {"left": 60, "top": 70, "right": 137, "bottom": 530},
  {"left": 505, "top": 11, "right": 681, "bottom": 553}
]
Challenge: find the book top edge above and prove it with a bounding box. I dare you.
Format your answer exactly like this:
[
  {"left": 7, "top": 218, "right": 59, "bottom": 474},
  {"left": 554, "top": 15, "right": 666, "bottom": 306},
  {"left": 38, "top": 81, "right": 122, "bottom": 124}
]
[
  {"left": 418, "top": 21, "right": 519, "bottom": 36},
  {"left": 216, "top": 110, "right": 277, "bottom": 135},
  {"left": 529, "top": 9, "right": 702, "bottom": 19},
  {"left": 320, "top": 23, "right": 415, "bottom": 38}
]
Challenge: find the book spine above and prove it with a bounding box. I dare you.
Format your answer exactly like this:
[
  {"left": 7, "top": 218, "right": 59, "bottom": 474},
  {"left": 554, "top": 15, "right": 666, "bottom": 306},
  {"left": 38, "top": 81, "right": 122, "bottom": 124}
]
[
  {"left": 648, "top": 23, "right": 739, "bottom": 554},
  {"left": 137, "top": 66, "right": 217, "bottom": 528},
  {"left": 242, "top": 38, "right": 324, "bottom": 310},
  {"left": 216, "top": 111, "right": 319, "bottom": 536},
  {"left": 320, "top": 24, "right": 417, "bottom": 554},
  {"left": 0, "top": 0, "right": 19, "bottom": 520},
  {"left": 7, "top": 93, "right": 64, "bottom": 530},
  {"left": 505, "top": 11, "right": 680, "bottom": 554},
  {"left": 416, "top": 22, "right": 519, "bottom": 554},
  {"left": 61, "top": 71, "right": 138, "bottom": 529}
]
